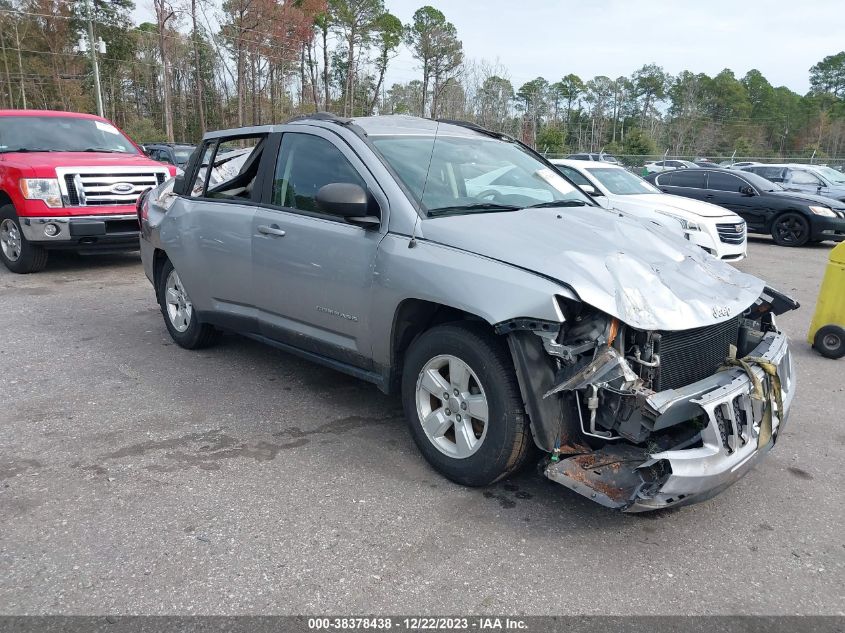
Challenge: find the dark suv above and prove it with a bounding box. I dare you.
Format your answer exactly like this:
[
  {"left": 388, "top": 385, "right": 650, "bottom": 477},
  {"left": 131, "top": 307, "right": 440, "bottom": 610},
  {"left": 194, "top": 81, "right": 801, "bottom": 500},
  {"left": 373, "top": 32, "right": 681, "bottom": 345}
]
[
  {"left": 647, "top": 168, "right": 845, "bottom": 246},
  {"left": 143, "top": 143, "right": 196, "bottom": 169}
]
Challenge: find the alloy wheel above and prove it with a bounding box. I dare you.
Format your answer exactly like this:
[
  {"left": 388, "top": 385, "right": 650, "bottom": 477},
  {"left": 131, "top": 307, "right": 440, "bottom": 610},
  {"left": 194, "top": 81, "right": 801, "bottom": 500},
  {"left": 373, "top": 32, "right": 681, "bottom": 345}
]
[
  {"left": 0, "top": 219, "right": 22, "bottom": 262},
  {"left": 415, "top": 354, "right": 489, "bottom": 459},
  {"left": 165, "top": 269, "right": 193, "bottom": 332},
  {"left": 775, "top": 215, "right": 808, "bottom": 245}
]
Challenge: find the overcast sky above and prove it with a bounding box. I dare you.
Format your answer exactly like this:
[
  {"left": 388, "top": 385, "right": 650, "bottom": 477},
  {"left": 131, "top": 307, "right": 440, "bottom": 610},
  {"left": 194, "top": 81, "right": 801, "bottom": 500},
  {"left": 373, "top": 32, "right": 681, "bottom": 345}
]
[{"left": 134, "top": 0, "right": 844, "bottom": 95}]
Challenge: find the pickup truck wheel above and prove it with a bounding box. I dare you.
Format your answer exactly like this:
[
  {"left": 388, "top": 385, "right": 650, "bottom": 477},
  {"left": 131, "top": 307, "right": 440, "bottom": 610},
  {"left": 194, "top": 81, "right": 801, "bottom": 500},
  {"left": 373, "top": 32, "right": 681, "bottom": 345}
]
[
  {"left": 813, "top": 325, "right": 845, "bottom": 359},
  {"left": 771, "top": 212, "right": 810, "bottom": 247},
  {"left": 0, "top": 205, "right": 48, "bottom": 274},
  {"left": 402, "top": 323, "right": 533, "bottom": 486},
  {"left": 157, "top": 260, "right": 220, "bottom": 349}
]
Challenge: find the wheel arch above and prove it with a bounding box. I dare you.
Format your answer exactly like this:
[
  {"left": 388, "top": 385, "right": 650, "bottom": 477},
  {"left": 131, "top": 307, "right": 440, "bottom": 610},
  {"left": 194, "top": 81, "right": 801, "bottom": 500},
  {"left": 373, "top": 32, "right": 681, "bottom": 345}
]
[
  {"left": 766, "top": 207, "right": 811, "bottom": 232},
  {"left": 0, "top": 190, "right": 13, "bottom": 209},
  {"left": 152, "top": 248, "right": 169, "bottom": 292}
]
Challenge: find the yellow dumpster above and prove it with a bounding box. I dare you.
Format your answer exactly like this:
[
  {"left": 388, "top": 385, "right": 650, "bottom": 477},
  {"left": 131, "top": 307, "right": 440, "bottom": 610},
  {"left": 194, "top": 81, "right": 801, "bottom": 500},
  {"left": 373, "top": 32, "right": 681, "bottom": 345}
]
[{"left": 808, "top": 241, "right": 845, "bottom": 359}]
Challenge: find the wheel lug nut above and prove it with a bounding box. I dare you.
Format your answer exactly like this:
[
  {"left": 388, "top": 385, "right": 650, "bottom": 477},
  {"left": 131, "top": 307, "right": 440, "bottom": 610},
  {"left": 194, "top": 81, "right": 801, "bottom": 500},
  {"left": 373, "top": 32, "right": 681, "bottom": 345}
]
[
  {"left": 453, "top": 388, "right": 460, "bottom": 396},
  {"left": 456, "top": 414, "right": 462, "bottom": 422},
  {"left": 445, "top": 409, "right": 451, "bottom": 416},
  {"left": 443, "top": 392, "right": 450, "bottom": 400},
  {"left": 460, "top": 402, "right": 467, "bottom": 410}
]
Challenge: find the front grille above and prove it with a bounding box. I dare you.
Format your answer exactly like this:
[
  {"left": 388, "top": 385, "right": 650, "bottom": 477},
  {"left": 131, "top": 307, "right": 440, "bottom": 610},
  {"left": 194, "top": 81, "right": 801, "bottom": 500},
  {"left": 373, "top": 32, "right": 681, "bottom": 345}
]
[
  {"left": 655, "top": 317, "right": 741, "bottom": 391},
  {"left": 716, "top": 222, "right": 746, "bottom": 244},
  {"left": 61, "top": 169, "right": 167, "bottom": 207}
]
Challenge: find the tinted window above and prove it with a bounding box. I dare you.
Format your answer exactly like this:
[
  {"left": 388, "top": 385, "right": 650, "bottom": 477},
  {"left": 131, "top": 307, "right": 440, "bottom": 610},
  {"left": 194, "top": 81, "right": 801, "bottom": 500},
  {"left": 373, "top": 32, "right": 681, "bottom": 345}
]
[
  {"left": 273, "top": 133, "right": 366, "bottom": 214},
  {"left": 555, "top": 165, "right": 591, "bottom": 187},
  {"left": 786, "top": 169, "right": 823, "bottom": 186},
  {"left": 707, "top": 172, "right": 746, "bottom": 192},
  {"left": 654, "top": 172, "right": 673, "bottom": 185},
  {"left": 671, "top": 171, "right": 706, "bottom": 188},
  {"left": 748, "top": 166, "right": 785, "bottom": 182}
]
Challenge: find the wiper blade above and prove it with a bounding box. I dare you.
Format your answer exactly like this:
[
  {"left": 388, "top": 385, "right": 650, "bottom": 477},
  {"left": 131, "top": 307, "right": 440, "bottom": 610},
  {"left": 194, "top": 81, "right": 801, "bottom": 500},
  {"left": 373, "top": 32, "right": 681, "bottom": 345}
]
[
  {"left": 81, "top": 148, "right": 129, "bottom": 153},
  {"left": 525, "top": 200, "right": 588, "bottom": 209},
  {"left": 0, "top": 148, "right": 59, "bottom": 153},
  {"left": 427, "top": 203, "right": 521, "bottom": 217}
]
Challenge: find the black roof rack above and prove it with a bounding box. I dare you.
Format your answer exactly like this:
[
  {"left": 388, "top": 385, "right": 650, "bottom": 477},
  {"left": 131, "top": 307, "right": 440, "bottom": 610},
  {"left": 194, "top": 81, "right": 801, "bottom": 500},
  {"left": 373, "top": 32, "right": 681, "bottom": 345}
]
[{"left": 285, "top": 111, "right": 353, "bottom": 126}]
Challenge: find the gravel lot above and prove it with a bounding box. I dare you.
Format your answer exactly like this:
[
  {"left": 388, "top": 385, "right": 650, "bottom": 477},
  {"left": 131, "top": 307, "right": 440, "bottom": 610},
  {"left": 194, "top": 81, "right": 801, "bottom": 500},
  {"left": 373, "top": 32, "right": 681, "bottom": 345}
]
[{"left": 1, "top": 238, "right": 843, "bottom": 616}]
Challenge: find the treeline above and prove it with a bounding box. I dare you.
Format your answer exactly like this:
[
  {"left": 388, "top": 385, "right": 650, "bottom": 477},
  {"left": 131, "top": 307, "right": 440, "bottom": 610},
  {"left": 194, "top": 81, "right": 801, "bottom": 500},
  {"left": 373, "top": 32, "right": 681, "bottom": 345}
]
[{"left": 1, "top": 0, "right": 844, "bottom": 159}]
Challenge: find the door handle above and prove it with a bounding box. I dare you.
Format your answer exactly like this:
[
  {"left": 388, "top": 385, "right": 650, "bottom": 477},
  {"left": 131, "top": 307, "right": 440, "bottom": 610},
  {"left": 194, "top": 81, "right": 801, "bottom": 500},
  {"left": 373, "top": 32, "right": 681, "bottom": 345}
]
[
  {"left": 258, "top": 224, "right": 286, "bottom": 237},
  {"left": 705, "top": 194, "right": 714, "bottom": 199}
]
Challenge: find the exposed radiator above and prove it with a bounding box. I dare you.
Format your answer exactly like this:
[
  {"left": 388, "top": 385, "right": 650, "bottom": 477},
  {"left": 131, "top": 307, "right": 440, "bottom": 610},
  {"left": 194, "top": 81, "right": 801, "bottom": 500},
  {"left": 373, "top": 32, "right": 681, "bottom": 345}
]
[{"left": 655, "top": 317, "right": 741, "bottom": 391}]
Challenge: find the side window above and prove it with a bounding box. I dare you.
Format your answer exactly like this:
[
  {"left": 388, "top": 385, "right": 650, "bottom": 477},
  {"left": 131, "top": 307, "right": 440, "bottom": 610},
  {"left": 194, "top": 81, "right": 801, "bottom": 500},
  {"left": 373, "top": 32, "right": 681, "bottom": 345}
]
[
  {"left": 205, "top": 135, "right": 267, "bottom": 200},
  {"left": 786, "top": 169, "right": 822, "bottom": 186},
  {"left": 189, "top": 142, "right": 216, "bottom": 197},
  {"left": 707, "top": 172, "right": 745, "bottom": 192},
  {"left": 272, "top": 133, "right": 367, "bottom": 215},
  {"left": 655, "top": 172, "right": 673, "bottom": 185},
  {"left": 671, "top": 171, "right": 706, "bottom": 188},
  {"left": 556, "top": 165, "right": 591, "bottom": 187}
]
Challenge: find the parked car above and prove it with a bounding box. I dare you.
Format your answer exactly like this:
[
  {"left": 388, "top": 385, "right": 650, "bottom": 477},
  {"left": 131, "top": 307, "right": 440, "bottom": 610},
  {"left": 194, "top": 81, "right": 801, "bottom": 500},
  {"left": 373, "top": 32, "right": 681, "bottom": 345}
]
[
  {"left": 643, "top": 159, "right": 698, "bottom": 174},
  {"left": 646, "top": 168, "right": 845, "bottom": 246},
  {"left": 720, "top": 161, "right": 761, "bottom": 170},
  {"left": 144, "top": 142, "right": 196, "bottom": 169},
  {"left": 740, "top": 163, "right": 845, "bottom": 203},
  {"left": 0, "top": 109, "right": 173, "bottom": 273},
  {"left": 140, "top": 115, "right": 798, "bottom": 512},
  {"left": 695, "top": 160, "right": 720, "bottom": 168},
  {"left": 566, "top": 152, "right": 621, "bottom": 165},
  {"left": 551, "top": 159, "right": 746, "bottom": 260}
]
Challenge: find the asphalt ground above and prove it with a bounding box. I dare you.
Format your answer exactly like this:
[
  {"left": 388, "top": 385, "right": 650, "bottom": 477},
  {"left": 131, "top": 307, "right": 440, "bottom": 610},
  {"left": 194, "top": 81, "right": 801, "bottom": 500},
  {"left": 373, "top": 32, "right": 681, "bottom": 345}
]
[{"left": 1, "top": 237, "right": 843, "bottom": 615}]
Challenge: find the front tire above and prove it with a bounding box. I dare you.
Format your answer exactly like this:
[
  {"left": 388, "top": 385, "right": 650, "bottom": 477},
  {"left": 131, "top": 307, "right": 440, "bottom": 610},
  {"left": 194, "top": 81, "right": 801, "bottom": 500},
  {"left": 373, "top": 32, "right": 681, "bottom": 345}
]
[
  {"left": 771, "top": 212, "right": 811, "bottom": 247},
  {"left": 814, "top": 325, "right": 845, "bottom": 360},
  {"left": 0, "top": 205, "right": 48, "bottom": 273},
  {"left": 157, "top": 260, "right": 220, "bottom": 349},
  {"left": 401, "top": 322, "right": 533, "bottom": 487}
]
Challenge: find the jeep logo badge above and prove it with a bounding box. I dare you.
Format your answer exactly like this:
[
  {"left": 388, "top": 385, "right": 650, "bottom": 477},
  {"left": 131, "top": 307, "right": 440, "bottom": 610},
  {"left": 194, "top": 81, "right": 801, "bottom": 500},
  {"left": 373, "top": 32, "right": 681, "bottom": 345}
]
[{"left": 110, "top": 182, "right": 135, "bottom": 194}]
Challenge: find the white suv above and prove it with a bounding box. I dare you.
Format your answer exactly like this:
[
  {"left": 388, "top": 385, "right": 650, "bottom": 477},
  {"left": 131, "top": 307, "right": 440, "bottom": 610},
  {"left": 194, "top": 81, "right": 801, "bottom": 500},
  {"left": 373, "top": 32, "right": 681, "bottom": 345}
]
[{"left": 552, "top": 159, "right": 747, "bottom": 261}]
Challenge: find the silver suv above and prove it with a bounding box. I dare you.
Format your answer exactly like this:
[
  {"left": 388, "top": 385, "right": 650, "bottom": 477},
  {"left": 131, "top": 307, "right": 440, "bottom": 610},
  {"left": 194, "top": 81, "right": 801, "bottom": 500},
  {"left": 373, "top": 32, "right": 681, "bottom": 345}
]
[{"left": 139, "top": 114, "right": 797, "bottom": 512}]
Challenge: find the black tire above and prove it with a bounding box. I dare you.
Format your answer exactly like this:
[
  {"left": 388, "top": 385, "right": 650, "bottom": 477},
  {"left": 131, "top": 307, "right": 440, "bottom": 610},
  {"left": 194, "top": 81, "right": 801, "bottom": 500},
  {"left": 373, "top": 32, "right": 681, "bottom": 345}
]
[
  {"left": 813, "top": 325, "right": 845, "bottom": 360},
  {"left": 401, "top": 322, "right": 534, "bottom": 487},
  {"left": 156, "top": 259, "right": 220, "bottom": 349},
  {"left": 771, "top": 212, "right": 811, "bottom": 247},
  {"left": 0, "top": 204, "right": 48, "bottom": 273}
]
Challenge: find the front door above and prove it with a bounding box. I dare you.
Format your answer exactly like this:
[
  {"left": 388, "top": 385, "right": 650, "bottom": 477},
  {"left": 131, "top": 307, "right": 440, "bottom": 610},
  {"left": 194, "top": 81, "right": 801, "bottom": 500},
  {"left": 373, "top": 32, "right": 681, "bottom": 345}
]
[
  {"left": 704, "top": 171, "right": 763, "bottom": 229},
  {"left": 251, "top": 129, "right": 386, "bottom": 368}
]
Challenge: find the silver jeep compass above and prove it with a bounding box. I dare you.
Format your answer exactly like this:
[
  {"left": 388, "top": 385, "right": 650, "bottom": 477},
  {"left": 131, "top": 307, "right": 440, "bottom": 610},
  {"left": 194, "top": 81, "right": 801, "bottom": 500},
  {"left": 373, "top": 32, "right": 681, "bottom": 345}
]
[{"left": 139, "top": 114, "right": 797, "bottom": 512}]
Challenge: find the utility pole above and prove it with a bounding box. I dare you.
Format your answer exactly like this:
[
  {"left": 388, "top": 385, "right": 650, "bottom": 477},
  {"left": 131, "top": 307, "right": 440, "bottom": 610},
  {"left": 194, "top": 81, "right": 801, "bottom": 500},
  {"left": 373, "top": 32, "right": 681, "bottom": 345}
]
[{"left": 85, "top": 0, "right": 104, "bottom": 117}]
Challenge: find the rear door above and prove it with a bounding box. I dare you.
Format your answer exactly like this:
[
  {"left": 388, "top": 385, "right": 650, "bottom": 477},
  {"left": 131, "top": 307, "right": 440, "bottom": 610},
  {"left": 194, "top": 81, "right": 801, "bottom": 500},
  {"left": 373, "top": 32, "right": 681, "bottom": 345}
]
[
  {"left": 251, "top": 127, "right": 387, "bottom": 368},
  {"left": 167, "top": 134, "right": 269, "bottom": 326},
  {"left": 655, "top": 169, "right": 707, "bottom": 201}
]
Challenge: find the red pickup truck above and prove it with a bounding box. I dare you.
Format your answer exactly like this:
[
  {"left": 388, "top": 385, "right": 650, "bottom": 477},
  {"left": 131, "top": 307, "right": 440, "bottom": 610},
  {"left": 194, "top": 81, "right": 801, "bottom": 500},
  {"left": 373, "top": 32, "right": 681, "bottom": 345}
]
[{"left": 0, "top": 110, "right": 175, "bottom": 273}]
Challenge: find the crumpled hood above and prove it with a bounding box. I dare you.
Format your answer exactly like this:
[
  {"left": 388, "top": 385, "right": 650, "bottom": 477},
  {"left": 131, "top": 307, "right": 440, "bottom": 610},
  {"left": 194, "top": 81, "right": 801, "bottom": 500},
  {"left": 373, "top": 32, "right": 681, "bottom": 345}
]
[
  {"left": 621, "top": 193, "right": 738, "bottom": 218},
  {"left": 420, "top": 206, "right": 765, "bottom": 331}
]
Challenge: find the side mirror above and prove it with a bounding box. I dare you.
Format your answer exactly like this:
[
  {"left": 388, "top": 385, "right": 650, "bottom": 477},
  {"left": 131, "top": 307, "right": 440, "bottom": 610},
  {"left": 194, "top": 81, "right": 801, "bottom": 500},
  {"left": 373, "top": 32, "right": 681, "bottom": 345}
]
[
  {"left": 740, "top": 186, "right": 756, "bottom": 196},
  {"left": 580, "top": 184, "right": 600, "bottom": 196},
  {"left": 316, "top": 183, "right": 380, "bottom": 227}
]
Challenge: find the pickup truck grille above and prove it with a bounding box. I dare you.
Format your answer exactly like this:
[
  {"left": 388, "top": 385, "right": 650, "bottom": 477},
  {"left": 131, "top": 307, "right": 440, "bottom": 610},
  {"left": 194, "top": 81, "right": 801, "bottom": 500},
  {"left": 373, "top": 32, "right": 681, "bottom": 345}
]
[
  {"left": 655, "top": 317, "right": 741, "bottom": 391},
  {"left": 716, "top": 222, "right": 746, "bottom": 245},
  {"left": 58, "top": 168, "right": 167, "bottom": 207}
]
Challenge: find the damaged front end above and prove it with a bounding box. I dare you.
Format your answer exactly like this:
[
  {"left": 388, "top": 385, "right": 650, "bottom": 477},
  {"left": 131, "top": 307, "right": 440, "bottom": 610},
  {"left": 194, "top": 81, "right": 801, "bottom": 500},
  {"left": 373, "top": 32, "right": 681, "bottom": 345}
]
[{"left": 500, "top": 287, "right": 798, "bottom": 512}]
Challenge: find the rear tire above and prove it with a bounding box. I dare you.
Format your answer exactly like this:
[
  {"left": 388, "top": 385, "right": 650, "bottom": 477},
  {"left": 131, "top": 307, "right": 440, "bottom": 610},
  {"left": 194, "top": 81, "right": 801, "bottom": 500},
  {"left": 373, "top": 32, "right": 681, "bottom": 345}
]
[
  {"left": 401, "top": 322, "right": 534, "bottom": 486},
  {"left": 771, "top": 212, "right": 810, "bottom": 247},
  {"left": 813, "top": 325, "right": 845, "bottom": 360},
  {"left": 157, "top": 259, "right": 220, "bottom": 349},
  {"left": 0, "top": 205, "right": 48, "bottom": 273}
]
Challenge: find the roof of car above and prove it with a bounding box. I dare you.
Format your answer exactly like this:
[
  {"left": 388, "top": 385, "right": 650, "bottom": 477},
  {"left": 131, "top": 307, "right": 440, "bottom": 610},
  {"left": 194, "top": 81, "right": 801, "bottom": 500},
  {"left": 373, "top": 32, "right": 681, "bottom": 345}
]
[
  {"left": 550, "top": 158, "right": 620, "bottom": 169},
  {"left": 0, "top": 109, "right": 109, "bottom": 120}
]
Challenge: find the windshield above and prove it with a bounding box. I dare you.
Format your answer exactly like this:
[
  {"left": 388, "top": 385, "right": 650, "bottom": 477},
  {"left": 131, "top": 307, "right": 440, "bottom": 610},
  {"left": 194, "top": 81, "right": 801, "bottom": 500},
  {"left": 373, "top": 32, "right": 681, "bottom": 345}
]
[
  {"left": 0, "top": 116, "right": 139, "bottom": 154},
  {"left": 741, "top": 171, "right": 784, "bottom": 192},
  {"left": 173, "top": 147, "right": 195, "bottom": 165},
  {"left": 371, "top": 131, "right": 593, "bottom": 216},
  {"left": 814, "top": 166, "right": 845, "bottom": 184},
  {"left": 586, "top": 167, "right": 659, "bottom": 195}
]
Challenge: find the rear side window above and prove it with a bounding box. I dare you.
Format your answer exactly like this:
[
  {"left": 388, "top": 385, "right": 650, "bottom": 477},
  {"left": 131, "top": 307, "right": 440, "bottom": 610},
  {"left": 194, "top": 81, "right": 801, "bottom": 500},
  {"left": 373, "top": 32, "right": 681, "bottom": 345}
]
[
  {"left": 272, "top": 133, "right": 366, "bottom": 214},
  {"left": 752, "top": 166, "right": 786, "bottom": 182},
  {"left": 554, "top": 165, "right": 591, "bottom": 187},
  {"left": 671, "top": 171, "right": 706, "bottom": 188},
  {"left": 654, "top": 172, "right": 673, "bottom": 185},
  {"left": 205, "top": 136, "right": 266, "bottom": 200},
  {"left": 706, "top": 172, "right": 746, "bottom": 192},
  {"left": 786, "top": 169, "right": 823, "bottom": 186}
]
